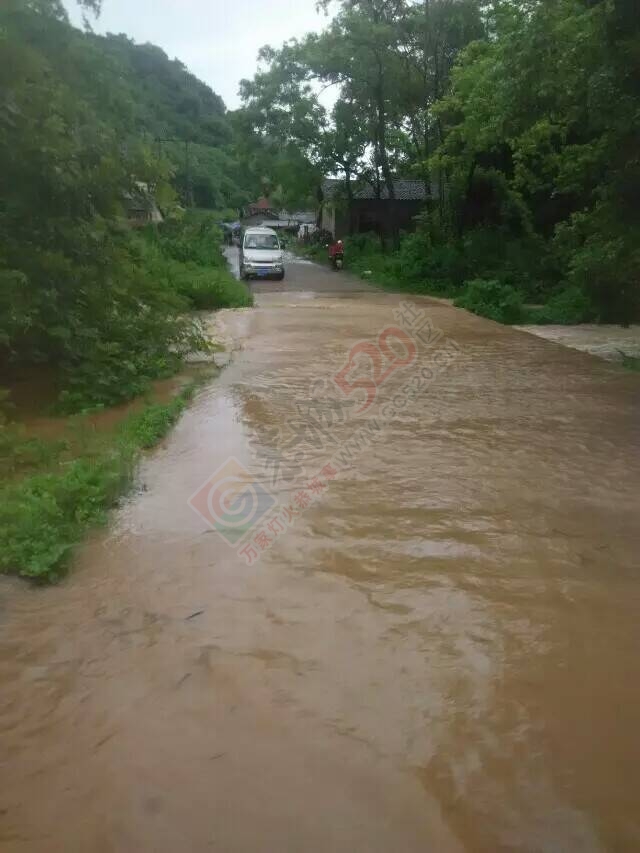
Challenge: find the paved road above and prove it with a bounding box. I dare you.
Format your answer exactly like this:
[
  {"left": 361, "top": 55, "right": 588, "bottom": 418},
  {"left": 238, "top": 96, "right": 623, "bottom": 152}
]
[
  {"left": 224, "top": 245, "right": 376, "bottom": 294},
  {"left": 1, "top": 255, "right": 640, "bottom": 852}
]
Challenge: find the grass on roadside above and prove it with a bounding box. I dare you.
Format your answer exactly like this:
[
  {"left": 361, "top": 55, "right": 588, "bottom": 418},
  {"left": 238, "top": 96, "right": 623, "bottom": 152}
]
[
  {"left": 299, "top": 232, "right": 610, "bottom": 326},
  {"left": 620, "top": 352, "right": 640, "bottom": 371},
  {"left": 0, "top": 375, "right": 210, "bottom": 583}
]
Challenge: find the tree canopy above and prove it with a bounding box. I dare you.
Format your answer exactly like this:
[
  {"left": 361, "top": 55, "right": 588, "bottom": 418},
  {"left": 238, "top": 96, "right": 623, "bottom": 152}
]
[
  {"left": 237, "top": 0, "right": 640, "bottom": 322},
  {"left": 2, "top": 0, "right": 638, "bottom": 380},
  {"left": 0, "top": 0, "right": 252, "bottom": 408}
]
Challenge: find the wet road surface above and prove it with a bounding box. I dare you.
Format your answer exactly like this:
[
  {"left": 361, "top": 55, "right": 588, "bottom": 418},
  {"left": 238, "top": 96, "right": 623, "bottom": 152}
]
[{"left": 1, "top": 255, "right": 640, "bottom": 852}]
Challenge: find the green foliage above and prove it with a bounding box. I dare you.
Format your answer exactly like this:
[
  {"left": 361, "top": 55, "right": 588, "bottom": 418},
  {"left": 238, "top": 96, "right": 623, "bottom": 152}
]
[
  {"left": 397, "top": 232, "right": 465, "bottom": 291},
  {"left": 555, "top": 208, "right": 640, "bottom": 324},
  {"left": 433, "top": 0, "right": 640, "bottom": 323},
  {"left": 0, "top": 379, "right": 204, "bottom": 581},
  {"left": 454, "top": 280, "right": 525, "bottom": 325},
  {"left": 12, "top": 2, "right": 244, "bottom": 209},
  {"left": 237, "top": 0, "right": 482, "bottom": 205},
  {"left": 0, "top": 455, "right": 132, "bottom": 580},
  {"left": 533, "top": 287, "right": 597, "bottom": 326},
  {"left": 0, "top": 2, "right": 252, "bottom": 414},
  {"left": 150, "top": 212, "right": 227, "bottom": 267},
  {"left": 140, "top": 212, "right": 253, "bottom": 311},
  {"left": 177, "top": 266, "right": 253, "bottom": 311},
  {"left": 118, "top": 386, "right": 194, "bottom": 449},
  {"left": 253, "top": 0, "right": 639, "bottom": 324},
  {"left": 620, "top": 354, "right": 640, "bottom": 372},
  {"left": 0, "top": 427, "right": 68, "bottom": 479}
]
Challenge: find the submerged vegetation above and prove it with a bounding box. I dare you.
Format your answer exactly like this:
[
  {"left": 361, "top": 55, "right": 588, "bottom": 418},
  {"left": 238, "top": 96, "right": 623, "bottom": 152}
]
[
  {"left": 0, "top": 376, "right": 210, "bottom": 581},
  {"left": 620, "top": 354, "right": 640, "bottom": 372},
  {"left": 0, "top": 1, "right": 254, "bottom": 580}
]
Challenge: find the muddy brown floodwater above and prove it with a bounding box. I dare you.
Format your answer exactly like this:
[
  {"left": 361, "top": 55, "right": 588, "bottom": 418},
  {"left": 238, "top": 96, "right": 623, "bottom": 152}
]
[{"left": 1, "top": 257, "right": 640, "bottom": 852}]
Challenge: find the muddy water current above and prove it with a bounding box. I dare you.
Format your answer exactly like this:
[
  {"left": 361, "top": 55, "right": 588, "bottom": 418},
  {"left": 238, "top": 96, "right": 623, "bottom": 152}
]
[{"left": 1, "top": 262, "right": 640, "bottom": 852}]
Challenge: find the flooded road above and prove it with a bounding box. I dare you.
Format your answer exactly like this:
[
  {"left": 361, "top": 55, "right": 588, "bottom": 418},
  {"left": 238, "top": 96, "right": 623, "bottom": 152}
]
[
  {"left": 515, "top": 322, "right": 640, "bottom": 364},
  {"left": 2, "top": 256, "right": 640, "bottom": 852}
]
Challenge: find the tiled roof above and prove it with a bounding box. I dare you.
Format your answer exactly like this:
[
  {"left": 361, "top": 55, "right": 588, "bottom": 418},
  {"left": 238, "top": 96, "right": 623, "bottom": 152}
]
[
  {"left": 251, "top": 197, "right": 274, "bottom": 210},
  {"left": 322, "top": 179, "right": 428, "bottom": 201}
]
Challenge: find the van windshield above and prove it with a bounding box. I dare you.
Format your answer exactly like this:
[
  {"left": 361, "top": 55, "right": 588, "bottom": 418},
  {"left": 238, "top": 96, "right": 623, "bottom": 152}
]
[{"left": 244, "top": 234, "right": 279, "bottom": 250}]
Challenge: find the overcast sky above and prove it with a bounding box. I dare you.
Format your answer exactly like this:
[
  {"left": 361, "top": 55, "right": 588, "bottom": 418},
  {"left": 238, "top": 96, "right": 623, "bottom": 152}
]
[{"left": 65, "top": 0, "right": 336, "bottom": 110}]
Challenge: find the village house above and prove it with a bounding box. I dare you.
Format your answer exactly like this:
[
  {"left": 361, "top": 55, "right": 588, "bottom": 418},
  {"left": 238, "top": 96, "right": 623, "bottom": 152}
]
[
  {"left": 320, "top": 179, "right": 428, "bottom": 238},
  {"left": 242, "top": 196, "right": 281, "bottom": 227},
  {"left": 242, "top": 198, "right": 316, "bottom": 232},
  {"left": 124, "top": 181, "right": 164, "bottom": 227}
]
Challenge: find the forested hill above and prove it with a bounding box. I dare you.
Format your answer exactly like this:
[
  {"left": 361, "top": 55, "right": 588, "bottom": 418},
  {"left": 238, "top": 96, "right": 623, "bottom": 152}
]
[
  {"left": 57, "top": 23, "right": 230, "bottom": 145},
  {"left": 7, "top": 1, "right": 246, "bottom": 209}
]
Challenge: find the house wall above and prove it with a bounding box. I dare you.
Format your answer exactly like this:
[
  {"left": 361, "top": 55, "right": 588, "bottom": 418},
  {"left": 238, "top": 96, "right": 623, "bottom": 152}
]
[
  {"left": 241, "top": 213, "right": 272, "bottom": 228},
  {"left": 322, "top": 198, "right": 425, "bottom": 239},
  {"left": 346, "top": 199, "right": 424, "bottom": 237},
  {"left": 321, "top": 204, "right": 336, "bottom": 236}
]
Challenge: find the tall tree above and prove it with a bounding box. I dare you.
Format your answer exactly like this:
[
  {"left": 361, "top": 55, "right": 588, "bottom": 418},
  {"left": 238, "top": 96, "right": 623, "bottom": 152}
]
[{"left": 239, "top": 0, "right": 483, "bottom": 205}]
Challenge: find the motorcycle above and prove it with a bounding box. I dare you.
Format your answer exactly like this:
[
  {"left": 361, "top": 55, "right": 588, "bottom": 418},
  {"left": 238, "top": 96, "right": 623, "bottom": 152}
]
[{"left": 328, "top": 239, "right": 344, "bottom": 271}]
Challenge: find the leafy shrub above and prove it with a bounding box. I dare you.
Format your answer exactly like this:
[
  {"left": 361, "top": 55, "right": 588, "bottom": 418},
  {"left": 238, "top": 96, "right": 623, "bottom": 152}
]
[
  {"left": 0, "top": 6, "right": 250, "bottom": 417},
  {"left": 566, "top": 233, "right": 640, "bottom": 324},
  {"left": 0, "top": 454, "right": 133, "bottom": 580},
  {"left": 151, "top": 211, "right": 227, "bottom": 267},
  {"left": 403, "top": 240, "right": 465, "bottom": 290},
  {"left": 346, "top": 232, "right": 381, "bottom": 254},
  {"left": 165, "top": 262, "right": 253, "bottom": 310},
  {"left": 620, "top": 354, "right": 640, "bottom": 372},
  {"left": 0, "top": 426, "right": 68, "bottom": 479},
  {"left": 535, "top": 286, "right": 596, "bottom": 325},
  {"left": 0, "top": 379, "right": 204, "bottom": 581},
  {"left": 118, "top": 393, "right": 190, "bottom": 449},
  {"left": 309, "top": 228, "right": 334, "bottom": 248},
  {"left": 454, "top": 279, "right": 525, "bottom": 324}
]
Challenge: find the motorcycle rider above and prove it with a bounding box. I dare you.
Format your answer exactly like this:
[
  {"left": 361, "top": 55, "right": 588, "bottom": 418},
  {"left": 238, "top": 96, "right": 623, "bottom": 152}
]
[{"left": 328, "top": 238, "right": 344, "bottom": 269}]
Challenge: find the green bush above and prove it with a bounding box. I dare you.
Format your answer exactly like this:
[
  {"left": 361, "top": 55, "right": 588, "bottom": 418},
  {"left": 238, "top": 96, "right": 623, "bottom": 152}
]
[
  {"left": 46, "top": 222, "right": 250, "bottom": 412},
  {"left": 1, "top": 226, "right": 207, "bottom": 413},
  {"left": 140, "top": 213, "right": 253, "bottom": 311},
  {"left": 0, "top": 3, "right": 251, "bottom": 418},
  {"left": 620, "top": 354, "right": 640, "bottom": 372},
  {"left": 0, "top": 426, "right": 68, "bottom": 479},
  {"left": 400, "top": 242, "right": 461, "bottom": 293},
  {"left": 535, "top": 286, "right": 597, "bottom": 325},
  {"left": 166, "top": 262, "right": 253, "bottom": 310},
  {"left": 151, "top": 210, "right": 228, "bottom": 267},
  {"left": 567, "top": 234, "right": 640, "bottom": 324},
  {"left": 454, "top": 279, "right": 525, "bottom": 324},
  {"left": 0, "top": 454, "right": 133, "bottom": 580},
  {"left": 119, "top": 387, "right": 194, "bottom": 448},
  {"left": 346, "top": 232, "right": 381, "bottom": 254},
  {"left": 0, "top": 379, "right": 203, "bottom": 581}
]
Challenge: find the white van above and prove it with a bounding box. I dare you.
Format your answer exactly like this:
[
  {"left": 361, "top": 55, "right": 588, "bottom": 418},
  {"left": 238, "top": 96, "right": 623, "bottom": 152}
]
[{"left": 240, "top": 227, "right": 285, "bottom": 281}]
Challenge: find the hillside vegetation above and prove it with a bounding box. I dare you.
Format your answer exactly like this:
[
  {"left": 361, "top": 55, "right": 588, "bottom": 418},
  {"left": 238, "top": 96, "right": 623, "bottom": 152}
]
[
  {"left": 0, "top": 0, "right": 251, "bottom": 412},
  {"left": 0, "top": 0, "right": 256, "bottom": 580},
  {"left": 239, "top": 0, "right": 640, "bottom": 325}
]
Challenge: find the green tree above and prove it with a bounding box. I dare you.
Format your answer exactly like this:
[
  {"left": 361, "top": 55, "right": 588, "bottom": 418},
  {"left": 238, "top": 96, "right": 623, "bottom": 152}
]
[
  {"left": 433, "top": 0, "right": 640, "bottom": 319},
  {"left": 238, "top": 0, "right": 483, "bottom": 207},
  {"left": 0, "top": 0, "right": 250, "bottom": 408}
]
